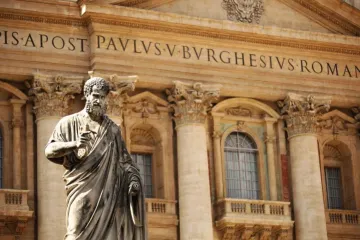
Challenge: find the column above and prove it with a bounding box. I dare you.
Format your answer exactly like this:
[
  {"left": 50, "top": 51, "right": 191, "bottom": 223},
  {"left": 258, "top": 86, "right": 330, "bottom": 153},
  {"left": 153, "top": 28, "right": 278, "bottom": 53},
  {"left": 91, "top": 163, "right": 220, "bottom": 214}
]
[
  {"left": 30, "top": 73, "right": 83, "bottom": 240},
  {"left": 10, "top": 99, "right": 26, "bottom": 189},
  {"left": 278, "top": 93, "right": 331, "bottom": 240},
  {"left": 167, "top": 81, "right": 221, "bottom": 240},
  {"left": 264, "top": 117, "right": 277, "bottom": 201}
]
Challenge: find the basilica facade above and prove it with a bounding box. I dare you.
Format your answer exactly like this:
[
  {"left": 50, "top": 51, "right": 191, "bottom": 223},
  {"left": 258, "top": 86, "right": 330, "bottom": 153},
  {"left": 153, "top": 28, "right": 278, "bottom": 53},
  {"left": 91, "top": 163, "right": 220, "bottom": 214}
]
[{"left": 0, "top": 0, "right": 360, "bottom": 239}]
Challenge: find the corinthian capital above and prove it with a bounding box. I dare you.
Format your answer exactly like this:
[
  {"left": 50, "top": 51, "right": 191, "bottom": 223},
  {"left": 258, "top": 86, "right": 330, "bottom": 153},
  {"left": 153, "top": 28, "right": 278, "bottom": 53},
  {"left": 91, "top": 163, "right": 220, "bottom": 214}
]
[
  {"left": 88, "top": 71, "right": 137, "bottom": 117},
  {"left": 166, "top": 81, "right": 221, "bottom": 127},
  {"left": 277, "top": 93, "right": 331, "bottom": 138},
  {"left": 28, "top": 73, "right": 83, "bottom": 119}
]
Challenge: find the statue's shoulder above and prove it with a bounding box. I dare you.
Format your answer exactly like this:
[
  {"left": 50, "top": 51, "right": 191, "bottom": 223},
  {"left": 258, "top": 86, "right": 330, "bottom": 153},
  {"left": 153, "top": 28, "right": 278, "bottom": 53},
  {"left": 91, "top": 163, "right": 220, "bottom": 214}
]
[
  {"left": 57, "top": 112, "right": 82, "bottom": 126},
  {"left": 104, "top": 115, "right": 121, "bottom": 134}
]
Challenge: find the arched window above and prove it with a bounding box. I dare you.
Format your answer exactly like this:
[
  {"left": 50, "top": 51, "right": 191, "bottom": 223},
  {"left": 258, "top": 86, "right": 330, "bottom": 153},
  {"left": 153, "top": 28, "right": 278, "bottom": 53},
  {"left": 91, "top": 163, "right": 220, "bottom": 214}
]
[{"left": 225, "top": 132, "right": 259, "bottom": 199}]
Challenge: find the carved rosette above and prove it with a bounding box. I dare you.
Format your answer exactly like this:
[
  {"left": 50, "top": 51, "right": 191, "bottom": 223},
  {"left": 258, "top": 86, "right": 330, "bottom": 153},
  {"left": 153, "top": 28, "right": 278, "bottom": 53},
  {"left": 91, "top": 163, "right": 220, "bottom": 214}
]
[
  {"left": 89, "top": 71, "right": 137, "bottom": 117},
  {"left": 222, "top": 0, "right": 264, "bottom": 24},
  {"left": 277, "top": 93, "right": 331, "bottom": 138},
  {"left": 28, "top": 73, "right": 83, "bottom": 119},
  {"left": 166, "top": 81, "right": 221, "bottom": 127}
]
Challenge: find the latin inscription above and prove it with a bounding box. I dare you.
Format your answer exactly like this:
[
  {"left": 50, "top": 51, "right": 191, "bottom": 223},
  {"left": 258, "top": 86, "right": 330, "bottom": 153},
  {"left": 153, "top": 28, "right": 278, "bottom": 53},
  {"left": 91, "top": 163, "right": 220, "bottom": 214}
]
[
  {"left": 0, "top": 29, "right": 359, "bottom": 78},
  {"left": 96, "top": 35, "right": 360, "bottom": 78},
  {"left": 0, "top": 30, "right": 88, "bottom": 52}
]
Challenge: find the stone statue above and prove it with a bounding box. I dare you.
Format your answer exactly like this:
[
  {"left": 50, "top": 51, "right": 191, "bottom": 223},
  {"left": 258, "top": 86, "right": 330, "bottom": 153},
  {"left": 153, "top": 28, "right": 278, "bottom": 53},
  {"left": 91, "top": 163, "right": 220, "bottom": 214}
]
[{"left": 44, "top": 77, "right": 147, "bottom": 240}]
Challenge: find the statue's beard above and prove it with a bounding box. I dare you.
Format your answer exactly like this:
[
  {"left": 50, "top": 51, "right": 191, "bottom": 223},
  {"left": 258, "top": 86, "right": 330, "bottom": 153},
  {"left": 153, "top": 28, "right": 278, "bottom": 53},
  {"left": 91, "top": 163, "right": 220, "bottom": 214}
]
[{"left": 85, "top": 100, "right": 107, "bottom": 118}]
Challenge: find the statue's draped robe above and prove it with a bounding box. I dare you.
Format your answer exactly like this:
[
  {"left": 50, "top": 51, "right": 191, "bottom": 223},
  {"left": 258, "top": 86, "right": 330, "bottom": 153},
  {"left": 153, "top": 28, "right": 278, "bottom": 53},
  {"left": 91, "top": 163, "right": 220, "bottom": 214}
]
[{"left": 47, "top": 112, "right": 146, "bottom": 240}]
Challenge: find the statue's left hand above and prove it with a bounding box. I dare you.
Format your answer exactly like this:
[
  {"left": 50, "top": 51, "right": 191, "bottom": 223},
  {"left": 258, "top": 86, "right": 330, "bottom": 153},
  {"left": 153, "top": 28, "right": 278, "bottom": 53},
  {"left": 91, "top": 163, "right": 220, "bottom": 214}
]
[{"left": 129, "top": 181, "right": 140, "bottom": 196}]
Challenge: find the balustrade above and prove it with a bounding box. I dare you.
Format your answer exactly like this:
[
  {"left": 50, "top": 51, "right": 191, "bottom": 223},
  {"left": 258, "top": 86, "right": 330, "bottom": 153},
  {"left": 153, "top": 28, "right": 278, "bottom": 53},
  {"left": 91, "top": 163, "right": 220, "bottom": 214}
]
[{"left": 326, "top": 209, "right": 360, "bottom": 225}]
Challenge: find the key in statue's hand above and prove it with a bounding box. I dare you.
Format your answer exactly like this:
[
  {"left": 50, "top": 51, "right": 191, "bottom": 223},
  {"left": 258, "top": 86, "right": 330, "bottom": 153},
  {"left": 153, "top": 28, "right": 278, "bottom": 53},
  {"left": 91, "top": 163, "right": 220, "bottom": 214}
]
[{"left": 129, "top": 181, "right": 140, "bottom": 196}]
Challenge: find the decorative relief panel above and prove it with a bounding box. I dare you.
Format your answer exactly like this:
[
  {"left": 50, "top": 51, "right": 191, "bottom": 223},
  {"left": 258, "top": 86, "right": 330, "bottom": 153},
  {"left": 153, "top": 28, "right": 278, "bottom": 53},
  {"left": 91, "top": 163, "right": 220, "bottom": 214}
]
[
  {"left": 28, "top": 73, "right": 83, "bottom": 119},
  {"left": 277, "top": 93, "right": 331, "bottom": 138},
  {"left": 323, "top": 145, "right": 341, "bottom": 159},
  {"left": 222, "top": 0, "right": 264, "bottom": 24},
  {"left": 225, "top": 107, "right": 252, "bottom": 117},
  {"left": 132, "top": 99, "right": 159, "bottom": 118},
  {"left": 319, "top": 110, "right": 357, "bottom": 136},
  {"left": 166, "top": 81, "right": 221, "bottom": 126},
  {"left": 130, "top": 128, "right": 155, "bottom": 146}
]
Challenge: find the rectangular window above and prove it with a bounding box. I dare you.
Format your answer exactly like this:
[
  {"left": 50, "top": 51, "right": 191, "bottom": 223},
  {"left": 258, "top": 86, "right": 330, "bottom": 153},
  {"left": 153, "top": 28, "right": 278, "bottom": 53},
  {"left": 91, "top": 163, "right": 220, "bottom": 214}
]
[
  {"left": 131, "top": 153, "right": 153, "bottom": 198},
  {"left": 225, "top": 150, "right": 259, "bottom": 200},
  {"left": 325, "top": 167, "right": 343, "bottom": 209}
]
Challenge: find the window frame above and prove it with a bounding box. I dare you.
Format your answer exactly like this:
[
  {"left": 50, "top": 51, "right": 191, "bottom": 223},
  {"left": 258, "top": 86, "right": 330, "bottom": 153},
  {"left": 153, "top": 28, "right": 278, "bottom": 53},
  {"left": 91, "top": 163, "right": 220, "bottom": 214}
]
[
  {"left": 324, "top": 166, "right": 344, "bottom": 209},
  {"left": 221, "top": 127, "right": 267, "bottom": 200},
  {"left": 130, "top": 144, "right": 156, "bottom": 198}
]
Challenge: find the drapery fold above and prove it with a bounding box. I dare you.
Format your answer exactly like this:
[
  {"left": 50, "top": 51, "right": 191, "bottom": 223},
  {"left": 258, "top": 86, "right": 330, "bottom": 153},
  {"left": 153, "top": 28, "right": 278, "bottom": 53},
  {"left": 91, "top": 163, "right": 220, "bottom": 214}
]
[{"left": 47, "top": 113, "right": 147, "bottom": 240}]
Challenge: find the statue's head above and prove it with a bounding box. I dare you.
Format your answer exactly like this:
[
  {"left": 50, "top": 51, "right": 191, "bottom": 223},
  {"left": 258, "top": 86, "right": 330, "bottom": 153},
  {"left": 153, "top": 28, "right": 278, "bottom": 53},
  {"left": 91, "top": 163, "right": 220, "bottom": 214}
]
[{"left": 83, "top": 77, "right": 110, "bottom": 117}]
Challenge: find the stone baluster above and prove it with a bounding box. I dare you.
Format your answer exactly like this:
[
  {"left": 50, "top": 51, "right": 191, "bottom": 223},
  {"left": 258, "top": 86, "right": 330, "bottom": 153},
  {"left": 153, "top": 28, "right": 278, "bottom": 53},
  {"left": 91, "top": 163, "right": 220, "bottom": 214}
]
[
  {"left": 167, "top": 81, "right": 221, "bottom": 240},
  {"left": 9, "top": 99, "right": 26, "bottom": 189},
  {"left": 278, "top": 93, "right": 331, "bottom": 240},
  {"left": 29, "top": 73, "right": 83, "bottom": 240}
]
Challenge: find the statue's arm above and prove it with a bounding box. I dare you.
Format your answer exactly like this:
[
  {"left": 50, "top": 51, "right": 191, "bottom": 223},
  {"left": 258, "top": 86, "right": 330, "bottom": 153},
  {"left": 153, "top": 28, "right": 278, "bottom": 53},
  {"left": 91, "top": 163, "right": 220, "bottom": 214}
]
[{"left": 44, "top": 141, "right": 78, "bottom": 159}]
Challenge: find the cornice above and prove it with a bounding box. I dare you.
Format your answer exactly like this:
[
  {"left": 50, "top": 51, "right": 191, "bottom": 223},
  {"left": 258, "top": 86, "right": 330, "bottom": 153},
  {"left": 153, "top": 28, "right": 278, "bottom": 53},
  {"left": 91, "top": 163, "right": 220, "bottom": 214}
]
[
  {"left": 92, "top": 0, "right": 175, "bottom": 9},
  {"left": 0, "top": 9, "right": 86, "bottom": 27},
  {"left": 88, "top": 15, "right": 360, "bottom": 56},
  {"left": 0, "top": 5, "right": 360, "bottom": 56},
  {"left": 278, "top": 0, "right": 360, "bottom": 36}
]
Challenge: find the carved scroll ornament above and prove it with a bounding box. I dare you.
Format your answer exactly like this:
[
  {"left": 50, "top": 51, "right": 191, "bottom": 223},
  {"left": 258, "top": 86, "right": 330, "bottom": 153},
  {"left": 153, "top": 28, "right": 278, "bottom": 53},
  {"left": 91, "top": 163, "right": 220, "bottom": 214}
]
[
  {"left": 28, "top": 73, "right": 83, "bottom": 119},
  {"left": 166, "top": 81, "right": 221, "bottom": 126},
  {"left": 277, "top": 93, "right": 331, "bottom": 138}
]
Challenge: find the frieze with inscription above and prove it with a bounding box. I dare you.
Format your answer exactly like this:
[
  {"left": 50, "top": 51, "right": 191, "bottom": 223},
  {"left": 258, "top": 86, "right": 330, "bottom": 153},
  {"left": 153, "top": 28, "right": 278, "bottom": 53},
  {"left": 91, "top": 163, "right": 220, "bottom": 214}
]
[{"left": 0, "top": 28, "right": 359, "bottom": 78}]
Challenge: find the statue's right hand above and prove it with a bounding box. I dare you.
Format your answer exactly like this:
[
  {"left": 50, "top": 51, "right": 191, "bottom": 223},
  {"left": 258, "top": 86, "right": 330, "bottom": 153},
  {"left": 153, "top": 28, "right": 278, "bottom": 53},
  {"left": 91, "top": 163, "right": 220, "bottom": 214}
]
[{"left": 76, "top": 131, "right": 91, "bottom": 148}]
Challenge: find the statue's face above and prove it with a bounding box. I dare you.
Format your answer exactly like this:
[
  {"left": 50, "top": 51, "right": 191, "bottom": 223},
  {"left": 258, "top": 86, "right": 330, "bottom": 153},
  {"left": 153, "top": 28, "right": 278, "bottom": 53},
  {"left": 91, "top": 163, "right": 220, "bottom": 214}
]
[{"left": 85, "top": 85, "right": 108, "bottom": 117}]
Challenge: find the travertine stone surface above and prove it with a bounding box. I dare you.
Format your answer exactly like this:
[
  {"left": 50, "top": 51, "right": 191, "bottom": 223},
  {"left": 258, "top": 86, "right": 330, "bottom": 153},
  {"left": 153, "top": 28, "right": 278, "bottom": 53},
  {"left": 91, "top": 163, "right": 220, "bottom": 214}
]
[
  {"left": 176, "top": 124, "right": 213, "bottom": 240},
  {"left": 264, "top": 118, "right": 277, "bottom": 201},
  {"left": 29, "top": 73, "right": 83, "bottom": 120},
  {"left": 10, "top": 99, "right": 26, "bottom": 189},
  {"left": 167, "top": 81, "right": 220, "bottom": 240},
  {"left": 167, "top": 81, "right": 221, "bottom": 127},
  {"left": 289, "top": 135, "right": 328, "bottom": 240},
  {"left": 278, "top": 93, "right": 331, "bottom": 138},
  {"left": 36, "top": 116, "right": 67, "bottom": 239},
  {"left": 279, "top": 93, "right": 331, "bottom": 240},
  {"left": 29, "top": 73, "right": 83, "bottom": 240}
]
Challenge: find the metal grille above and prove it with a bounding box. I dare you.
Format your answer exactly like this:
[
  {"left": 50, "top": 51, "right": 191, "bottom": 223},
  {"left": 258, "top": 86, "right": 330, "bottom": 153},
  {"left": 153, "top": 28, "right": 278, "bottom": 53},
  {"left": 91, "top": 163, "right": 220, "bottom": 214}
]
[
  {"left": 131, "top": 153, "right": 153, "bottom": 198},
  {"left": 0, "top": 129, "right": 2, "bottom": 188},
  {"left": 325, "top": 167, "right": 343, "bottom": 209},
  {"left": 225, "top": 132, "right": 259, "bottom": 199}
]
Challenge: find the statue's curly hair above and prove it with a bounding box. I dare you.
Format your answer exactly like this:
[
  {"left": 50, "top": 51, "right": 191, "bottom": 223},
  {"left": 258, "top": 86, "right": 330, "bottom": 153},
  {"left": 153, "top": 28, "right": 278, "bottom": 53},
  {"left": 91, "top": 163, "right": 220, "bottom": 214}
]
[{"left": 83, "top": 77, "right": 110, "bottom": 96}]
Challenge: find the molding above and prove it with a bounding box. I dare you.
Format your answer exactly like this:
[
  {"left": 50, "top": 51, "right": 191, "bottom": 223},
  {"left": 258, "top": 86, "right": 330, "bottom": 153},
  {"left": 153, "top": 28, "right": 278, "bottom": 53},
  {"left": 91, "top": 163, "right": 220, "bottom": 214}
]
[
  {"left": 212, "top": 97, "right": 280, "bottom": 119},
  {"left": 112, "top": 0, "right": 175, "bottom": 9},
  {"left": 0, "top": 6, "right": 359, "bottom": 56},
  {"left": 88, "top": 15, "right": 360, "bottom": 56},
  {"left": 278, "top": 0, "right": 360, "bottom": 36},
  {"left": 0, "top": 81, "right": 28, "bottom": 100},
  {"left": 0, "top": 9, "right": 86, "bottom": 27}
]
